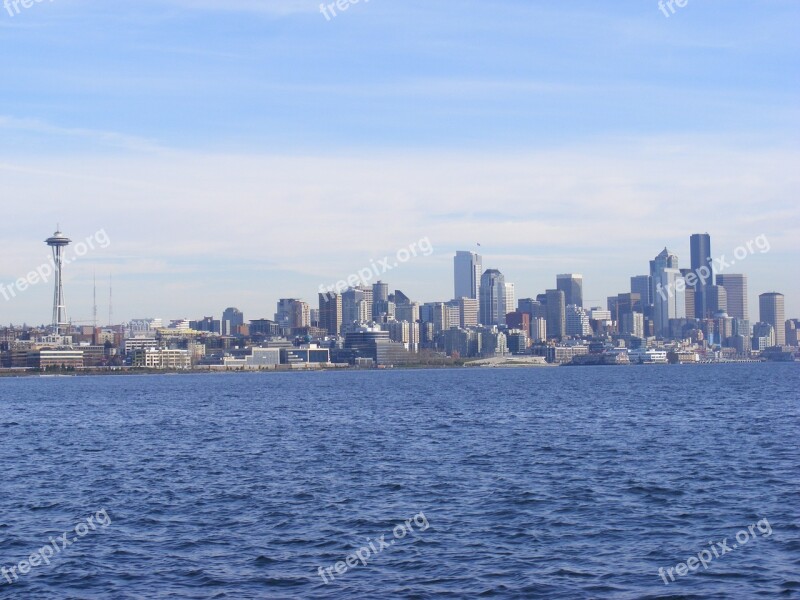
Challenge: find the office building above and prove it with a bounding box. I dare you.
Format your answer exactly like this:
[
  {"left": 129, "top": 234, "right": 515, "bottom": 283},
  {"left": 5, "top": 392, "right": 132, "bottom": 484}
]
[
  {"left": 454, "top": 251, "right": 482, "bottom": 300},
  {"left": 759, "top": 292, "right": 785, "bottom": 346},
  {"left": 651, "top": 248, "right": 685, "bottom": 337},
  {"left": 630, "top": 275, "right": 652, "bottom": 316},
  {"left": 786, "top": 319, "right": 800, "bottom": 347},
  {"left": 565, "top": 304, "right": 591, "bottom": 336},
  {"left": 479, "top": 269, "right": 506, "bottom": 326},
  {"left": 716, "top": 274, "right": 749, "bottom": 321},
  {"left": 545, "top": 289, "right": 566, "bottom": 340},
  {"left": 222, "top": 307, "right": 244, "bottom": 336},
  {"left": 690, "top": 233, "right": 713, "bottom": 319},
  {"left": 517, "top": 298, "right": 546, "bottom": 320},
  {"left": 318, "top": 293, "right": 343, "bottom": 336},
  {"left": 504, "top": 283, "right": 516, "bottom": 317},
  {"left": 557, "top": 274, "right": 584, "bottom": 308},
  {"left": 707, "top": 285, "right": 728, "bottom": 315}
]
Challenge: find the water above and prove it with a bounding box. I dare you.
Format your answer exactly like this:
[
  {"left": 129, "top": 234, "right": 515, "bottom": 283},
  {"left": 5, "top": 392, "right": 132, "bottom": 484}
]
[{"left": 1, "top": 364, "right": 798, "bottom": 599}]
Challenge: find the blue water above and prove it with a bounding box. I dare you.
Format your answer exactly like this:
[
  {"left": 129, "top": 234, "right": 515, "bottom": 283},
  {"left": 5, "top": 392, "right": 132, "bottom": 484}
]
[{"left": 1, "top": 364, "right": 798, "bottom": 599}]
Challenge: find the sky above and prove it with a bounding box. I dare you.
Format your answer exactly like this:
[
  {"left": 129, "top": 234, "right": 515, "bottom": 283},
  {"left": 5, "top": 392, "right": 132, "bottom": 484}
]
[{"left": 1, "top": 0, "right": 798, "bottom": 326}]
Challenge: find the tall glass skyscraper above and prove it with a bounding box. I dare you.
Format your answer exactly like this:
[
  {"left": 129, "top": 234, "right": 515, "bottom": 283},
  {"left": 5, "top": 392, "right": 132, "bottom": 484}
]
[
  {"left": 759, "top": 292, "right": 786, "bottom": 346},
  {"left": 479, "top": 269, "right": 506, "bottom": 326},
  {"left": 651, "top": 248, "right": 685, "bottom": 337},
  {"left": 556, "top": 274, "right": 583, "bottom": 308},
  {"left": 454, "top": 251, "right": 482, "bottom": 300},
  {"left": 690, "top": 233, "right": 713, "bottom": 319}
]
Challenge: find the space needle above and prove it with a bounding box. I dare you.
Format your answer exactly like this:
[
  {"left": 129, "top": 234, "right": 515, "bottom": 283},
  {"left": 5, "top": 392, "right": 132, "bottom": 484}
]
[{"left": 45, "top": 227, "right": 71, "bottom": 336}]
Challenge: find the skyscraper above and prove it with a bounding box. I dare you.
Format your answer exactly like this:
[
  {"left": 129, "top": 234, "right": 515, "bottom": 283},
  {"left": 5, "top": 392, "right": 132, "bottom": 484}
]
[
  {"left": 759, "top": 292, "right": 785, "bottom": 346},
  {"left": 454, "top": 251, "right": 482, "bottom": 300},
  {"left": 557, "top": 274, "right": 583, "bottom": 308},
  {"left": 651, "top": 248, "right": 685, "bottom": 337},
  {"left": 318, "top": 293, "right": 343, "bottom": 336},
  {"left": 545, "top": 289, "right": 566, "bottom": 340},
  {"left": 479, "top": 269, "right": 506, "bottom": 326},
  {"left": 504, "top": 282, "right": 516, "bottom": 317},
  {"left": 650, "top": 247, "right": 679, "bottom": 314},
  {"left": 630, "top": 275, "right": 652, "bottom": 316},
  {"left": 690, "top": 233, "right": 713, "bottom": 319},
  {"left": 707, "top": 285, "right": 728, "bottom": 315},
  {"left": 716, "top": 274, "right": 749, "bottom": 321},
  {"left": 222, "top": 307, "right": 244, "bottom": 336}
]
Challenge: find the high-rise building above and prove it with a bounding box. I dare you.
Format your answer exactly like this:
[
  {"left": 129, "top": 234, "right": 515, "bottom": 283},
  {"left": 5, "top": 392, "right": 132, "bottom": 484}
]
[
  {"left": 372, "top": 281, "right": 390, "bottom": 319},
  {"left": 716, "top": 274, "right": 749, "bottom": 321},
  {"left": 786, "top": 319, "right": 800, "bottom": 347},
  {"left": 652, "top": 248, "right": 686, "bottom": 337},
  {"left": 557, "top": 274, "right": 584, "bottom": 308},
  {"left": 531, "top": 317, "right": 547, "bottom": 343},
  {"left": 621, "top": 312, "right": 645, "bottom": 338},
  {"left": 275, "top": 299, "right": 308, "bottom": 329},
  {"left": 545, "top": 289, "right": 566, "bottom": 340},
  {"left": 479, "top": 269, "right": 506, "bottom": 326},
  {"left": 504, "top": 283, "right": 516, "bottom": 317},
  {"left": 454, "top": 251, "right": 482, "bottom": 300},
  {"left": 679, "top": 269, "right": 696, "bottom": 320},
  {"left": 630, "top": 275, "right": 653, "bottom": 316},
  {"left": 342, "top": 286, "right": 373, "bottom": 326},
  {"left": 222, "top": 307, "right": 244, "bottom": 336},
  {"left": 650, "top": 247, "right": 679, "bottom": 318},
  {"left": 759, "top": 292, "right": 785, "bottom": 346},
  {"left": 752, "top": 322, "right": 776, "bottom": 350},
  {"left": 457, "top": 297, "right": 479, "bottom": 328},
  {"left": 690, "top": 233, "right": 713, "bottom": 319},
  {"left": 707, "top": 285, "right": 728, "bottom": 315},
  {"left": 565, "top": 304, "right": 591, "bottom": 336},
  {"left": 318, "top": 293, "right": 343, "bottom": 336},
  {"left": 290, "top": 300, "right": 310, "bottom": 329},
  {"left": 517, "top": 298, "right": 546, "bottom": 320}
]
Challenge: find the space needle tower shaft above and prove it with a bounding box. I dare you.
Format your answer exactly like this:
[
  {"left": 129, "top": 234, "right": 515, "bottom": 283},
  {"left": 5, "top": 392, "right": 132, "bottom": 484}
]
[{"left": 45, "top": 228, "right": 71, "bottom": 335}]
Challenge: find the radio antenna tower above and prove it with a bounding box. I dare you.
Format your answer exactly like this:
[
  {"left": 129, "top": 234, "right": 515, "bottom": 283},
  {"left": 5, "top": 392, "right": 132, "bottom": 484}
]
[
  {"left": 45, "top": 227, "right": 71, "bottom": 335},
  {"left": 93, "top": 272, "right": 98, "bottom": 330},
  {"left": 108, "top": 274, "right": 113, "bottom": 327}
]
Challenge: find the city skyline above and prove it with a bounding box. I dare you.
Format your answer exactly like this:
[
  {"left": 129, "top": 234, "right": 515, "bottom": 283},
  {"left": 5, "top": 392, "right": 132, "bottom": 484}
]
[
  {"left": 1, "top": 2, "right": 798, "bottom": 325},
  {"left": 0, "top": 228, "right": 794, "bottom": 327}
]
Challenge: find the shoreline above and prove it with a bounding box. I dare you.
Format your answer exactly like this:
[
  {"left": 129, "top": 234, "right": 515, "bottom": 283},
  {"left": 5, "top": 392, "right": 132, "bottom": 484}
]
[{"left": 0, "top": 360, "right": 789, "bottom": 379}]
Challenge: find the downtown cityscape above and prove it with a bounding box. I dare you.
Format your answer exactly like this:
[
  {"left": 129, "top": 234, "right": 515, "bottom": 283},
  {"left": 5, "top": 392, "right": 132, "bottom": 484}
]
[
  {"left": 2, "top": 2, "right": 798, "bottom": 598},
  {"left": 1, "top": 229, "right": 796, "bottom": 373}
]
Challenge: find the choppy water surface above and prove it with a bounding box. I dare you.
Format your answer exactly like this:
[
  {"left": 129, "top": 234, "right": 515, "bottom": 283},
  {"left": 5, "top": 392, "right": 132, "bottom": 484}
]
[{"left": 1, "top": 364, "right": 798, "bottom": 599}]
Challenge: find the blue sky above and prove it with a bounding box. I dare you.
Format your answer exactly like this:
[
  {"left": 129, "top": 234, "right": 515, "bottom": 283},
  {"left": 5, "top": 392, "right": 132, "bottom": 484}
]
[{"left": 1, "top": 0, "right": 798, "bottom": 324}]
